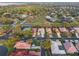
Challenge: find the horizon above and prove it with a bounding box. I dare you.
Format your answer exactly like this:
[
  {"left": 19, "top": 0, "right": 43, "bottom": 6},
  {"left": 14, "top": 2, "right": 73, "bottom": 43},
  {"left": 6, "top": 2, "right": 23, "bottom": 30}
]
[{"left": 0, "top": 2, "right": 79, "bottom": 6}]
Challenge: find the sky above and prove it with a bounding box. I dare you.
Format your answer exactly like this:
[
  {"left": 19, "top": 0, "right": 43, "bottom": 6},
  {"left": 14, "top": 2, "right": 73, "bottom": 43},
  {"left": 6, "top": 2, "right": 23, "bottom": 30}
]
[
  {"left": 0, "top": 3, "right": 23, "bottom": 6},
  {"left": 0, "top": 2, "right": 79, "bottom": 6}
]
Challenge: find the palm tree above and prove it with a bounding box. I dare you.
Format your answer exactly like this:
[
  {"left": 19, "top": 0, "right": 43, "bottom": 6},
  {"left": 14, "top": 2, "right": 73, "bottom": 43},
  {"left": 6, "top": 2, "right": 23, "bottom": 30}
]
[{"left": 42, "top": 39, "right": 51, "bottom": 50}]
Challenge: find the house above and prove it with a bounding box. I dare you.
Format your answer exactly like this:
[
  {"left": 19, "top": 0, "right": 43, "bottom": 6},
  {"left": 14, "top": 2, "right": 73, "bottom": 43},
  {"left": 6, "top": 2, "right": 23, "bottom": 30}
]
[
  {"left": 20, "top": 14, "right": 28, "bottom": 18},
  {"left": 75, "top": 40, "right": 79, "bottom": 51},
  {"left": 74, "top": 27, "right": 79, "bottom": 33},
  {"left": 15, "top": 14, "right": 28, "bottom": 19},
  {"left": 50, "top": 13, "right": 56, "bottom": 17},
  {"left": 54, "top": 28, "right": 61, "bottom": 38},
  {"left": 29, "top": 51, "right": 41, "bottom": 56},
  {"left": 74, "top": 27, "right": 79, "bottom": 38},
  {"left": 68, "top": 27, "right": 75, "bottom": 33},
  {"left": 46, "top": 28, "right": 53, "bottom": 38},
  {"left": 60, "top": 17, "right": 74, "bottom": 22},
  {"left": 51, "top": 40, "right": 66, "bottom": 55},
  {"left": 14, "top": 41, "right": 31, "bottom": 49},
  {"left": 45, "top": 16, "right": 52, "bottom": 20},
  {"left": 2, "top": 13, "right": 12, "bottom": 18},
  {"left": 32, "top": 28, "right": 37, "bottom": 37},
  {"left": 68, "top": 28, "right": 76, "bottom": 38},
  {"left": 37, "top": 28, "right": 45, "bottom": 38},
  {"left": 64, "top": 41, "right": 78, "bottom": 54},
  {"left": 22, "top": 23, "right": 32, "bottom": 31},
  {"left": 45, "top": 16, "right": 57, "bottom": 22},
  {"left": 10, "top": 49, "right": 29, "bottom": 56},
  {"left": 59, "top": 27, "right": 71, "bottom": 38},
  {"left": 59, "top": 27, "right": 68, "bottom": 32},
  {"left": 75, "top": 33, "right": 79, "bottom": 38}
]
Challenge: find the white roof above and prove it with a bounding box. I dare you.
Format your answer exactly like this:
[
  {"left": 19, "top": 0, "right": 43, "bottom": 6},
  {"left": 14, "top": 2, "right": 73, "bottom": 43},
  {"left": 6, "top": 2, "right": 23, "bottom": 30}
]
[{"left": 51, "top": 41, "right": 66, "bottom": 54}]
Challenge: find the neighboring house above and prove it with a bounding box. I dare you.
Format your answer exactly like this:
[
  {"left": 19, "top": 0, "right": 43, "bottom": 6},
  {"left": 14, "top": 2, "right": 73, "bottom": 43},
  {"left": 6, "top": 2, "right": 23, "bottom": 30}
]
[
  {"left": 75, "top": 40, "right": 79, "bottom": 51},
  {"left": 60, "top": 17, "right": 74, "bottom": 22},
  {"left": 29, "top": 51, "right": 41, "bottom": 56},
  {"left": 75, "top": 33, "right": 79, "bottom": 38},
  {"left": 45, "top": 16, "right": 57, "bottom": 22},
  {"left": 59, "top": 27, "right": 70, "bottom": 37},
  {"left": 20, "top": 20, "right": 32, "bottom": 31},
  {"left": 32, "top": 28, "right": 37, "bottom": 37},
  {"left": 14, "top": 41, "right": 31, "bottom": 49},
  {"left": 74, "top": 27, "right": 79, "bottom": 38},
  {"left": 46, "top": 28, "right": 53, "bottom": 38},
  {"left": 74, "top": 27, "right": 79, "bottom": 33},
  {"left": 64, "top": 41, "right": 78, "bottom": 54},
  {"left": 51, "top": 40, "right": 66, "bottom": 55},
  {"left": 13, "top": 14, "right": 28, "bottom": 19},
  {"left": 52, "top": 28, "right": 58, "bottom": 38},
  {"left": 69, "top": 28, "right": 75, "bottom": 32},
  {"left": 22, "top": 23, "right": 32, "bottom": 31},
  {"left": 54, "top": 28, "right": 61, "bottom": 38},
  {"left": 20, "top": 14, "right": 28, "bottom": 18},
  {"left": 59, "top": 27, "right": 68, "bottom": 32},
  {"left": 2, "top": 13, "right": 12, "bottom": 18},
  {"left": 69, "top": 28, "right": 76, "bottom": 37},
  {"left": 37, "top": 28, "right": 45, "bottom": 38}
]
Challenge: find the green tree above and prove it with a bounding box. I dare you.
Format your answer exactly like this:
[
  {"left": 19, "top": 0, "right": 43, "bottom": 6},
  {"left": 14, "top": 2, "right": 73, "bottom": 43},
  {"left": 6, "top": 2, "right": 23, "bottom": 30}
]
[{"left": 42, "top": 39, "right": 51, "bottom": 50}]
